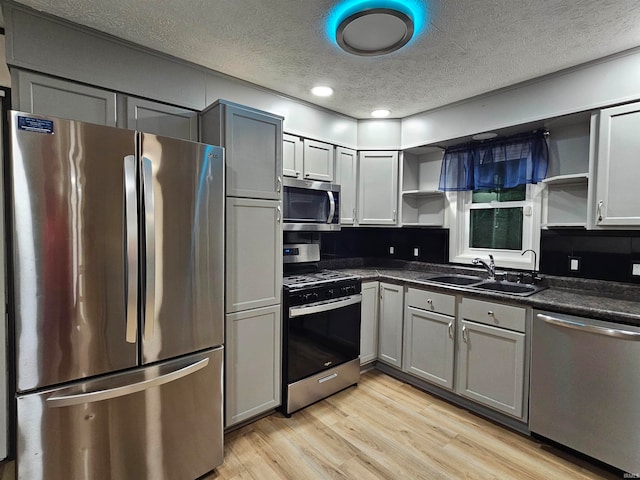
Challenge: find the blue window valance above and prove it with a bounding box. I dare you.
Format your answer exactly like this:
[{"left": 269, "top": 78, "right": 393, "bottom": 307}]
[{"left": 438, "top": 130, "right": 549, "bottom": 191}]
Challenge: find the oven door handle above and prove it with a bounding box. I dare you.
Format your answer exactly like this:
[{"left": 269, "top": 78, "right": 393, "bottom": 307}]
[{"left": 289, "top": 294, "right": 362, "bottom": 318}]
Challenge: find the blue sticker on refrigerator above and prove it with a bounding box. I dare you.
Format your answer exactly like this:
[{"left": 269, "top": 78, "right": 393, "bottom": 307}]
[{"left": 17, "top": 116, "right": 55, "bottom": 134}]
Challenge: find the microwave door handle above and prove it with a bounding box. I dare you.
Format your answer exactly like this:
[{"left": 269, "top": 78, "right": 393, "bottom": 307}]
[{"left": 327, "top": 191, "right": 336, "bottom": 223}]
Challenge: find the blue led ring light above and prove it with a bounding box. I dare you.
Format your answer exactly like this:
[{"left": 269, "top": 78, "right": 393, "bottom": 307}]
[
  {"left": 328, "top": 0, "right": 426, "bottom": 54},
  {"left": 337, "top": 8, "right": 414, "bottom": 56}
]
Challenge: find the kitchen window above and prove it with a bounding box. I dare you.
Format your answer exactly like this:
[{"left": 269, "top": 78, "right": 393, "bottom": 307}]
[{"left": 440, "top": 131, "right": 548, "bottom": 270}]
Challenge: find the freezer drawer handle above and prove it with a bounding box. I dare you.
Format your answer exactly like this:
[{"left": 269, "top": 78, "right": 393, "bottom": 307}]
[
  {"left": 537, "top": 314, "right": 640, "bottom": 340},
  {"left": 289, "top": 294, "right": 362, "bottom": 318},
  {"left": 46, "top": 358, "right": 210, "bottom": 408},
  {"left": 124, "top": 155, "right": 138, "bottom": 343}
]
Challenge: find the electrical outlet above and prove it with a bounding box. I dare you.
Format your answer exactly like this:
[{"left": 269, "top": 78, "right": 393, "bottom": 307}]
[
  {"left": 632, "top": 263, "right": 640, "bottom": 277},
  {"left": 569, "top": 256, "right": 580, "bottom": 272},
  {"left": 389, "top": 246, "right": 394, "bottom": 254},
  {"left": 413, "top": 247, "right": 419, "bottom": 257}
]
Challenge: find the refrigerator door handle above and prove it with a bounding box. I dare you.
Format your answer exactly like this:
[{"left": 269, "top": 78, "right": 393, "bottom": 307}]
[
  {"left": 124, "top": 155, "right": 138, "bottom": 343},
  {"left": 142, "top": 157, "right": 156, "bottom": 341},
  {"left": 46, "top": 358, "right": 210, "bottom": 408}
]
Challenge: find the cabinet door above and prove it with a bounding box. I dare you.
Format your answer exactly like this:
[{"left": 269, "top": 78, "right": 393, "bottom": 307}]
[
  {"left": 594, "top": 102, "right": 640, "bottom": 226},
  {"left": 360, "top": 281, "right": 379, "bottom": 365},
  {"left": 335, "top": 146, "right": 358, "bottom": 225},
  {"left": 225, "top": 305, "right": 281, "bottom": 427},
  {"left": 125, "top": 97, "right": 198, "bottom": 141},
  {"left": 456, "top": 320, "right": 525, "bottom": 419},
  {"left": 358, "top": 151, "right": 399, "bottom": 225},
  {"left": 378, "top": 282, "right": 404, "bottom": 368},
  {"left": 403, "top": 306, "right": 455, "bottom": 390},
  {"left": 283, "top": 134, "right": 303, "bottom": 178},
  {"left": 303, "top": 139, "right": 335, "bottom": 182},
  {"left": 14, "top": 70, "right": 117, "bottom": 126},
  {"left": 226, "top": 198, "right": 282, "bottom": 313}
]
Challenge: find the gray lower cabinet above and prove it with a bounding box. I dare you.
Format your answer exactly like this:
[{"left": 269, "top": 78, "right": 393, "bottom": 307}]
[
  {"left": 403, "top": 288, "right": 456, "bottom": 389},
  {"left": 377, "top": 282, "right": 404, "bottom": 368},
  {"left": 125, "top": 96, "right": 198, "bottom": 141},
  {"left": 225, "top": 305, "right": 281, "bottom": 427},
  {"left": 225, "top": 198, "right": 282, "bottom": 314},
  {"left": 456, "top": 298, "right": 527, "bottom": 419},
  {"left": 360, "top": 281, "right": 379, "bottom": 365},
  {"left": 13, "top": 70, "right": 117, "bottom": 126}
]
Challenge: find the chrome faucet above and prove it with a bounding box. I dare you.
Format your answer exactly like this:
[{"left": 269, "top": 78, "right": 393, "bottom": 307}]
[{"left": 473, "top": 254, "right": 496, "bottom": 280}]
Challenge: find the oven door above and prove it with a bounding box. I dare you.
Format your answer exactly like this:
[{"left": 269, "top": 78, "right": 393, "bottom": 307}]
[
  {"left": 286, "top": 295, "right": 361, "bottom": 383},
  {"left": 282, "top": 180, "right": 340, "bottom": 231}
]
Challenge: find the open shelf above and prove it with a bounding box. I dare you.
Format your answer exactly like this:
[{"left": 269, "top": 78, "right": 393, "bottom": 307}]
[
  {"left": 542, "top": 173, "right": 588, "bottom": 185},
  {"left": 402, "top": 189, "right": 444, "bottom": 198}
]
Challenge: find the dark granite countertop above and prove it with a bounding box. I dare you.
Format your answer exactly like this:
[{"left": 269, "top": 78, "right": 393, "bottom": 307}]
[{"left": 319, "top": 258, "right": 640, "bottom": 327}]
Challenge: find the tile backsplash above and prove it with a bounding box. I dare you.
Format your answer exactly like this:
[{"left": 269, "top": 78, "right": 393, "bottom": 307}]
[
  {"left": 320, "top": 227, "right": 640, "bottom": 285},
  {"left": 540, "top": 230, "right": 640, "bottom": 284},
  {"left": 320, "top": 227, "right": 449, "bottom": 264}
]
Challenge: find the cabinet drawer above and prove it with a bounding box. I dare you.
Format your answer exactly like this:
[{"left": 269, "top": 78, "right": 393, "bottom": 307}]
[
  {"left": 461, "top": 298, "right": 526, "bottom": 333},
  {"left": 406, "top": 288, "right": 455, "bottom": 316}
]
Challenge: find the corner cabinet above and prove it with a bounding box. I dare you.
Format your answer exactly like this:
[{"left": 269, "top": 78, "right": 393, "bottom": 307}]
[
  {"left": 592, "top": 101, "right": 640, "bottom": 227},
  {"left": 377, "top": 282, "right": 404, "bottom": 368},
  {"left": 201, "top": 99, "right": 283, "bottom": 200},
  {"left": 358, "top": 151, "right": 399, "bottom": 225},
  {"left": 335, "top": 146, "right": 358, "bottom": 225}
]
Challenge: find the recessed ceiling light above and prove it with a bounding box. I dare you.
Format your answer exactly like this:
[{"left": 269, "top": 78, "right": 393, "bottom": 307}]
[
  {"left": 472, "top": 132, "right": 498, "bottom": 140},
  {"left": 328, "top": 0, "right": 426, "bottom": 56},
  {"left": 311, "top": 86, "right": 334, "bottom": 97},
  {"left": 371, "top": 109, "right": 390, "bottom": 118}
]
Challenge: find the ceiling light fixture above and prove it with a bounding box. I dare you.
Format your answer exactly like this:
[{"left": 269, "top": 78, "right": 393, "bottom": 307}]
[
  {"left": 311, "top": 86, "right": 334, "bottom": 97},
  {"left": 328, "top": 0, "right": 426, "bottom": 56},
  {"left": 371, "top": 109, "right": 391, "bottom": 118}
]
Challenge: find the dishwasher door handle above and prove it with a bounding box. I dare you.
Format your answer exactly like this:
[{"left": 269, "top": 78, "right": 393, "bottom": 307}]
[{"left": 537, "top": 314, "right": 640, "bottom": 340}]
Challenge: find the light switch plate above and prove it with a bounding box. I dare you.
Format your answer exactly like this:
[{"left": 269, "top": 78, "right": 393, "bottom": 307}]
[
  {"left": 389, "top": 246, "right": 394, "bottom": 254},
  {"left": 413, "top": 247, "right": 419, "bottom": 257},
  {"left": 632, "top": 263, "right": 640, "bottom": 277}
]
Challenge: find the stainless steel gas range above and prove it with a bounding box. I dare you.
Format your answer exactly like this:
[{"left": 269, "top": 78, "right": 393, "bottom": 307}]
[{"left": 282, "top": 243, "right": 361, "bottom": 416}]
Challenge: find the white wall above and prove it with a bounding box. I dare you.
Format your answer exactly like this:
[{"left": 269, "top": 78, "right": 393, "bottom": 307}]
[
  {"left": 357, "top": 119, "right": 401, "bottom": 150},
  {"left": 401, "top": 48, "right": 640, "bottom": 149}
]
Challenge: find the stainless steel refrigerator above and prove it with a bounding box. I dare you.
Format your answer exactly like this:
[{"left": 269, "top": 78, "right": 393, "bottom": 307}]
[{"left": 7, "top": 111, "right": 225, "bottom": 480}]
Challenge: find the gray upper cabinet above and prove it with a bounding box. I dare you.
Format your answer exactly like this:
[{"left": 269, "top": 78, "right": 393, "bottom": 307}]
[
  {"left": 335, "top": 146, "right": 358, "bottom": 225},
  {"left": 358, "top": 151, "right": 399, "bottom": 225},
  {"left": 593, "top": 101, "right": 640, "bottom": 227},
  {"left": 283, "top": 133, "right": 303, "bottom": 179},
  {"left": 201, "top": 100, "right": 283, "bottom": 200},
  {"left": 13, "top": 70, "right": 117, "bottom": 126},
  {"left": 125, "top": 97, "right": 198, "bottom": 141},
  {"left": 302, "top": 139, "right": 334, "bottom": 182}
]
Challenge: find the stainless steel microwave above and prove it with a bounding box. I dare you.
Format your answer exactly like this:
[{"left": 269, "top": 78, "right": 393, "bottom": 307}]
[{"left": 282, "top": 177, "right": 341, "bottom": 231}]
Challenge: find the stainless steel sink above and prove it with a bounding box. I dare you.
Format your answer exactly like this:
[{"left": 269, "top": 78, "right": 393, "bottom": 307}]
[
  {"left": 420, "top": 274, "right": 484, "bottom": 286},
  {"left": 472, "top": 281, "right": 545, "bottom": 296}
]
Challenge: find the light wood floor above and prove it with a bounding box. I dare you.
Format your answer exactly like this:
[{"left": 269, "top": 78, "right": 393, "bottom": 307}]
[{"left": 208, "top": 369, "right": 619, "bottom": 480}]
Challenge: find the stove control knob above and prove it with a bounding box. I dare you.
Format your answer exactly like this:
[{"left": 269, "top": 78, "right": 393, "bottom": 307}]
[
  {"left": 327, "top": 289, "right": 335, "bottom": 298},
  {"left": 310, "top": 292, "right": 319, "bottom": 301}
]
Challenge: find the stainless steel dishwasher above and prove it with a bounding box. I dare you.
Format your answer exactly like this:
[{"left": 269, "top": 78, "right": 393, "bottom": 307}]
[{"left": 530, "top": 310, "right": 640, "bottom": 474}]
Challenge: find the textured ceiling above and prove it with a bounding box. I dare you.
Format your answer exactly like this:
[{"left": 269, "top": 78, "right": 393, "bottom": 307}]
[{"left": 12, "top": 0, "right": 640, "bottom": 119}]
